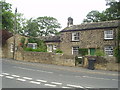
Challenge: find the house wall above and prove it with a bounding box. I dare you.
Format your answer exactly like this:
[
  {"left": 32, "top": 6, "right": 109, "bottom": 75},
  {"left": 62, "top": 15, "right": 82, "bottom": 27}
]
[
  {"left": 2, "top": 34, "right": 28, "bottom": 59},
  {"left": 60, "top": 28, "right": 117, "bottom": 55}
]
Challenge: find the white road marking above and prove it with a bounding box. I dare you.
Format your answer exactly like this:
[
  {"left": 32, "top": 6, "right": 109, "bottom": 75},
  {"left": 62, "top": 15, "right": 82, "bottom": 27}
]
[
  {"left": 62, "top": 87, "right": 71, "bottom": 88},
  {"left": 23, "top": 77, "right": 32, "bottom": 80},
  {"left": 44, "top": 84, "right": 56, "bottom": 87},
  {"left": 6, "top": 76, "right": 14, "bottom": 79},
  {"left": 82, "top": 76, "right": 115, "bottom": 81},
  {"left": 11, "top": 75, "right": 20, "bottom": 77},
  {"left": 51, "top": 82, "right": 62, "bottom": 85},
  {"left": 36, "top": 79, "right": 47, "bottom": 83},
  {"left": 14, "top": 66, "right": 53, "bottom": 74},
  {"left": 67, "top": 84, "right": 84, "bottom": 88},
  {"left": 112, "top": 79, "right": 118, "bottom": 81},
  {"left": 86, "top": 87, "right": 93, "bottom": 88},
  {"left": 17, "top": 78, "right": 26, "bottom": 82},
  {"left": 2, "top": 73, "right": 9, "bottom": 75},
  {"left": 30, "top": 81, "right": 41, "bottom": 84},
  {"left": 0, "top": 74, "right": 3, "bottom": 77}
]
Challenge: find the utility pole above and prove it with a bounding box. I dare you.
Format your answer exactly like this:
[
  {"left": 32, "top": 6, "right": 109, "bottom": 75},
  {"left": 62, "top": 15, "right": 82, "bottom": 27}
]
[{"left": 13, "top": 8, "right": 17, "bottom": 59}]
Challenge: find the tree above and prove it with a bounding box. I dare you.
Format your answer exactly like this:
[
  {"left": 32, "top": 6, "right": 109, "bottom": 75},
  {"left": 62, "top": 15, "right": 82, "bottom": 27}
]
[
  {"left": 83, "top": 0, "right": 120, "bottom": 23},
  {"left": 83, "top": 10, "right": 103, "bottom": 23},
  {"left": 37, "top": 16, "right": 61, "bottom": 36},
  {"left": 24, "top": 18, "right": 39, "bottom": 37},
  {"left": 0, "top": 1, "right": 14, "bottom": 31}
]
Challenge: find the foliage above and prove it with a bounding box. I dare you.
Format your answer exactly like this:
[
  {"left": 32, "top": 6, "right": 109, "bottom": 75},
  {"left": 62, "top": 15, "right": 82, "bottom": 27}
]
[
  {"left": 20, "top": 37, "right": 25, "bottom": 47},
  {"left": 114, "top": 47, "right": 120, "bottom": 63},
  {"left": 83, "top": 1, "right": 120, "bottom": 23},
  {"left": 95, "top": 49, "right": 105, "bottom": 56},
  {"left": 24, "top": 18, "right": 39, "bottom": 37},
  {"left": 24, "top": 48, "right": 47, "bottom": 52},
  {"left": 55, "top": 49, "right": 63, "bottom": 53},
  {"left": 23, "top": 16, "right": 61, "bottom": 37},
  {"left": 36, "top": 16, "right": 61, "bottom": 36},
  {"left": 79, "top": 48, "right": 88, "bottom": 56},
  {"left": 27, "top": 37, "right": 47, "bottom": 52},
  {"left": 1, "top": 1, "right": 14, "bottom": 31}
]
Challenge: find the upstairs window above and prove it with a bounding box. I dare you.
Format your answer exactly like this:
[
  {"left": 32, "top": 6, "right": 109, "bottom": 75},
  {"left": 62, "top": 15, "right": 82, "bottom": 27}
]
[
  {"left": 104, "top": 46, "right": 113, "bottom": 56},
  {"left": 104, "top": 30, "right": 113, "bottom": 39},
  {"left": 72, "top": 32, "right": 80, "bottom": 41}
]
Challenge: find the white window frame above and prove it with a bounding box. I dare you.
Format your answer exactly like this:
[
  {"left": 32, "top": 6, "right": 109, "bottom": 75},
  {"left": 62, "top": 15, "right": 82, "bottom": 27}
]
[
  {"left": 27, "top": 43, "right": 37, "bottom": 49},
  {"left": 72, "top": 46, "right": 79, "bottom": 55},
  {"left": 72, "top": 32, "right": 80, "bottom": 41},
  {"left": 104, "top": 30, "right": 113, "bottom": 39},
  {"left": 53, "top": 45, "right": 57, "bottom": 51},
  {"left": 104, "top": 46, "right": 113, "bottom": 56},
  {"left": 47, "top": 44, "right": 53, "bottom": 52},
  {"left": 10, "top": 44, "right": 14, "bottom": 52}
]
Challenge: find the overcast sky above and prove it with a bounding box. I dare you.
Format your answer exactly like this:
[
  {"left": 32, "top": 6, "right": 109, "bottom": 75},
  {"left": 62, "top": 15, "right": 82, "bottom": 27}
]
[{"left": 6, "top": 0, "right": 107, "bottom": 29}]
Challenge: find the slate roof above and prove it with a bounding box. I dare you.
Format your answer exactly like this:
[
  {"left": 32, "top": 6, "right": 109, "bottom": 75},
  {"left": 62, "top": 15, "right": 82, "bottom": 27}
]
[
  {"left": 61, "top": 20, "right": 120, "bottom": 32},
  {"left": 38, "top": 35, "right": 61, "bottom": 42}
]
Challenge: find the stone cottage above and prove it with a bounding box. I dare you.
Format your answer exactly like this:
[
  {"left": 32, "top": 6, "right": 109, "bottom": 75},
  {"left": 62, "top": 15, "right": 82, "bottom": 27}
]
[
  {"left": 1, "top": 18, "right": 120, "bottom": 59},
  {"left": 47, "top": 17, "right": 119, "bottom": 57}
]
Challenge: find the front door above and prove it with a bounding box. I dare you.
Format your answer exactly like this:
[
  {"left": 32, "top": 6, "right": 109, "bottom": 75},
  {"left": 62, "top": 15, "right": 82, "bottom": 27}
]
[{"left": 90, "top": 48, "right": 95, "bottom": 56}]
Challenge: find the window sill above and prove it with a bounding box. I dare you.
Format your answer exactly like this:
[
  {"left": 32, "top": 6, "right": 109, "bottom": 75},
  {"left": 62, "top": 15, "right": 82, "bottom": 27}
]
[{"left": 71, "top": 40, "right": 80, "bottom": 42}]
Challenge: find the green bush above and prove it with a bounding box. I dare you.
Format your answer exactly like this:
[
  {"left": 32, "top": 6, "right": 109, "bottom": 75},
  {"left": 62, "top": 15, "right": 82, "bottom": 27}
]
[
  {"left": 95, "top": 49, "right": 105, "bottom": 56},
  {"left": 20, "top": 37, "right": 25, "bottom": 47},
  {"left": 79, "top": 48, "right": 88, "bottom": 56},
  {"left": 24, "top": 48, "right": 47, "bottom": 52},
  {"left": 55, "top": 49, "right": 63, "bottom": 53},
  {"left": 27, "top": 37, "right": 47, "bottom": 52},
  {"left": 114, "top": 47, "right": 120, "bottom": 63}
]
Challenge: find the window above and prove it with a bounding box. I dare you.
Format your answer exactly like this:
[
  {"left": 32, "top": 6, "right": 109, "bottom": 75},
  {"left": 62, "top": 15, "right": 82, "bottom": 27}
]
[
  {"left": 72, "top": 32, "right": 80, "bottom": 41},
  {"left": 72, "top": 46, "right": 79, "bottom": 55},
  {"left": 27, "top": 43, "right": 37, "bottom": 49},
  {"left": 10, "top": 44, "right": 14, "bottom": 52},
  {"left": 104, "top": 30, "right": 113, "bottom": 39},
  {"left": 104, "top": 46, "right": 113, "bottom": 56},
  {"left": 53, "top": 45, "right": 57, "bottom": 50},
  {"left": 47, "top": 45, "right": 53, "bottom": 52}
]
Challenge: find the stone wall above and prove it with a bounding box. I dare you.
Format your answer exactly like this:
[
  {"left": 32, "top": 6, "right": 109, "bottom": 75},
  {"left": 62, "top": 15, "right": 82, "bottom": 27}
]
[
  {"left": 83, "top": 56, "right": 120, "bottom": 71},
  {"left": 15, "top": 49, "right": 75, "bottom": 67},
  {"left": 60, "top": 28, "right": 117, "bottom": 55}
]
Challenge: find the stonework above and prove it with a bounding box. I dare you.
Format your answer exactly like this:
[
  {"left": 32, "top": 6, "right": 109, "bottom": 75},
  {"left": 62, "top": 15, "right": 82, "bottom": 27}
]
[
  {"left": 60, "top": 20, "right": 119, "bottom": 56},
  {"left": 1, "top": 20, "right": 120, "bottom": 71}
]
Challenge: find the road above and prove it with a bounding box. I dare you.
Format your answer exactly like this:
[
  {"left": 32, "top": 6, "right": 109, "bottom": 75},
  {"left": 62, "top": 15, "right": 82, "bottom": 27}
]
[{"left": 1, "top": 58, "right": 119, "bottom": 89}]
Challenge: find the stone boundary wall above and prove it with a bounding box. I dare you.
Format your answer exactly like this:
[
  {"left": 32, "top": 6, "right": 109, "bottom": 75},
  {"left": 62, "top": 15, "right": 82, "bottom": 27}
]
[
  {"left": 15, "top": 50, "right": 75, "bottom": 67},
  {"left": 83, "top": 56, "right": 120, "bottom": 71}
]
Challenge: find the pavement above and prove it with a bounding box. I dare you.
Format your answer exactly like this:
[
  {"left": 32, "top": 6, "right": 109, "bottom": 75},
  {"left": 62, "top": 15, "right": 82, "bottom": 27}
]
[{"left": 1, "top": 58, "right": 119, "bottom": 76}]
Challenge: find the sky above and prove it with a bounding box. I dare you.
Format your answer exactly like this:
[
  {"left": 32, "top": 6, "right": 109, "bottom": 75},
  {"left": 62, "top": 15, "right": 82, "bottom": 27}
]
[{"left": 6, "top": 0, "right": 107, "bottom": 29}]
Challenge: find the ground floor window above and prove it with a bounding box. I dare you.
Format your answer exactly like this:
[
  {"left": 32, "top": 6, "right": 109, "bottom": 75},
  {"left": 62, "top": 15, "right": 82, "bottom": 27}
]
[
  {"left": 10, "top": 44, "right": 14, "bottom": 52},
  {"left": 104, "top": 46, "right": 113, "bottom": 56},
  {"left": 27, "top": 43, "right": 37, "bottom": 49},
  {"left": 47, "top": 45, "right": 53, "bottom": 52},
  {"left": 72, "top": 46, "right": 79, "bottom": 55}
]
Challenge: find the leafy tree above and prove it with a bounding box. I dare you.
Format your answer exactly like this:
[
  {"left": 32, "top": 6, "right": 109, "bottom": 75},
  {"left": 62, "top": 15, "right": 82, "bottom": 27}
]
[
  {"left": 0, "top": 1, "right": 14, "bottom": 31},
  {"left": 24, "top": 18, "right": 39, "bottom": 37},
  {"left": 83, "top": 0, "right": 120, "bottom": 23},
  {"left": 83, "top": 10, "right": 102, "bottom": 23},
  {"left": 37, "top": 16, "right": 61, "bottom": 36},
  {"left": 16, "top": 13, "right": 27, "bottom": 35}
]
